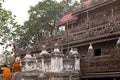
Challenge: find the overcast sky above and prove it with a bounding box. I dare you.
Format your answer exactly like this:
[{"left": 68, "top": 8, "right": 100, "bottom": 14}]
[{"left": 3, "top": 0, "right": 42, "bottom": 25}]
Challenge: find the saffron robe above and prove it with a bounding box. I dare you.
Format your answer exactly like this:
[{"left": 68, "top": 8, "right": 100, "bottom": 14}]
[
  {"left": 3, "top": 67, "right": 11, "bottom": 80},
  {"left": 13, "top": 62, "right": 22, "bottom": 73}
]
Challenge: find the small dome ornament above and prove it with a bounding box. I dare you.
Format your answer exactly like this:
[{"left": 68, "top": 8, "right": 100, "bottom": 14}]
[
  {"left": 40, "top": 49, "right": 49, "bottom": 55},
  {"left": 39, "top": 45, "right": 49, "bottom": 56},
  {"left": 69, "top": 48, "right": 74, "bottom": 54},
  {"left": 53, "top": 48, "right": 60, "bottom": 53},
  {"left": 23, "top": 51, "right": 34, "bottom": 62},
  {"left": 69, "top": 48, "right": 80, "bottom": 58},
  {"left": 24, "top": 49, "right": 32, "bottom": 59},
  {"left": 117, "top": 37, "right": 120, "bottom": 48},
  {"left": 24, "top": 53, "right": 33, "bottom": 59},
  {"left": 88, "top": 43, "right": 93, "bottom": 50},
  {"left": 53, "top": 43, "right": 60, "bottom": 53},
  {"left": 72, "top": 48, "right": 79, "bottom": 55}
]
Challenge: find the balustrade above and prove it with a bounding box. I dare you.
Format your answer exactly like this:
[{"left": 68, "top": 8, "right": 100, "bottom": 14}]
[
  {"left": 41, "top": 19, "right": 120, "bottom": 48},
  {"left": 71, "top": 21, "right": 120, "bottom": 41}
]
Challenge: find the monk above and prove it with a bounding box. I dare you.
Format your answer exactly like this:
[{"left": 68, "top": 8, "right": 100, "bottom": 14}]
[
  {"left": 3, "top": 65, "right": 11, "bottom": 80},
  {"left": 13, "top": 57, "right": 22, "bottom": 73}
]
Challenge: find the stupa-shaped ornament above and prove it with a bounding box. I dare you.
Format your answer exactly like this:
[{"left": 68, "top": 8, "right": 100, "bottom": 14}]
[
  {"left": 53, "top": 43, "right": 60, "bottom": 53},
  {"left": 69, "top": 48, "right": 74, "bottom": 54},
  {"left": 51, "top": 43, "right": 63, "bottom": 72},
  {"left": 117, "top": 37, "right": 120, "bottom": 48},
  {"left": 88, "top": 43, "right": 94, "bottom": 58},
  {"left": 68, "top": 48, "right": 79, "bottom": 58},
  {"left": 39, "top": 45, "right": 49, "bottom": 56},
  {"left": 38, "top": 45, "right": 50, "bottom": 72},
  {"left": 22, "top": 50, "right": 35, "bottom": 71},
  {"left": 88, "top": 43, "right": 93, "bottom": 50},
  {"left": 72, "top": 48, "right": 79, "bottom": 55}
]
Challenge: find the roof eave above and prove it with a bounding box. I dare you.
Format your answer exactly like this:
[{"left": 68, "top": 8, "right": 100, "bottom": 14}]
[{"left": 56, "top": 17, "right": 78, "bottom": 27}]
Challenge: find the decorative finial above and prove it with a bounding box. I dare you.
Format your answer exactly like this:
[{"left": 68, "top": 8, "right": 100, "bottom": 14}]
[
  {"left": 69, "top": 48, "right": 74, "bottom": 54},
  {"left": 72, "top": 48, "right": 79, "bottom": 55},
  {"left": 42, "top": 45, "right": 46, "bottom": 49},
  {"left": 53, "top": 43, "right": 60, "bottom": 53},
  {"left": 55, "top": 43, "right": 58, "bottom": 47},
  {"left": 117, "top": 37, "right": 120, "bottom": 48},
  {"left": 88, "top": 43, "right": 93, "bottom": 50},
  {"left": 39, "top": 45, "right": 49, "bottom": 56}
]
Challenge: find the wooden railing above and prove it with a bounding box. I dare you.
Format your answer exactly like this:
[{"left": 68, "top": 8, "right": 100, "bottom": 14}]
[
  {"left": 40, "top": 19, "right": 120, "bottom": 48},
  {"left": 69, "top": 20, "right": 120, "bottom": 42}
]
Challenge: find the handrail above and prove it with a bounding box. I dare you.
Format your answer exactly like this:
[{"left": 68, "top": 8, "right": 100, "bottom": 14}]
[{"left": 40, "top": 19, "right": 120, "bottom": 48}]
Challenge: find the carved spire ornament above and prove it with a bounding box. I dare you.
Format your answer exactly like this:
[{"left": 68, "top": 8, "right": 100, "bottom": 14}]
[
  {"left": 117, "top": 37, "right": 120, "bottom": 48},
  {"left": 88, "top": 43, "right": 93, "bottom": 50},
  {"left": 39, "top": 45, "right": 49, "bottom": 56}
]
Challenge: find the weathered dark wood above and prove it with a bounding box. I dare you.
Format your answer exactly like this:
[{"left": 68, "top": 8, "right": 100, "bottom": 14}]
[{"left": 14, "top": 0, "right": 120, "bottom": 79}]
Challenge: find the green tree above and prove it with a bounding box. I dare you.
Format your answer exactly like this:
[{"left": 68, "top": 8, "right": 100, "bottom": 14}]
[
  {"left": 0, "top": 0, "right": 22, "bottom": 56},
  {"left": 17, "top": 0, "right": 79, "bottom": 48}
]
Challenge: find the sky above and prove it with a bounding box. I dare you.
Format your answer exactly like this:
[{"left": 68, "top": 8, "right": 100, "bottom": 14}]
[{"left": 3, "top": 0, "right": 42, "bottom": 25}]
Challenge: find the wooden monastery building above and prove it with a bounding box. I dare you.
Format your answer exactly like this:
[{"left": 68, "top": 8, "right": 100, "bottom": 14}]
[{"left": 14, "top": 0, "right": 120, "bottom": 80}]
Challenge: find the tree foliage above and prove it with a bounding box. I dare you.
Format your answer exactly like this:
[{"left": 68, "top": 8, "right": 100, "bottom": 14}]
[
  {"left": 0, "top": 0, "right": 22, "bottom": 55},
  {"left": 17, "top": 0, "right": 79, "bottom": 48}
]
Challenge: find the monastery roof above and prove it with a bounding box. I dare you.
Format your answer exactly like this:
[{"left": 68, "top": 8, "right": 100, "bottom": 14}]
[
  {"left": 61, "top": 13, "right": 75, "bottom": 23},
  {"left": 56, "top": 13, "right": 77, "bottom": 27},
  {"left": 56, "top": 0, "right": 92, "bottom": 27}
]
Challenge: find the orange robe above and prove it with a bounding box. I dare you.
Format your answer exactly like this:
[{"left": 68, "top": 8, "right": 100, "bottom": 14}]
[
  {"left": 3, "top": 67, "right": 11, "bottom": 80},
  {"left": 13, "top": 62, "right": 22, "bottom": 73}
]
